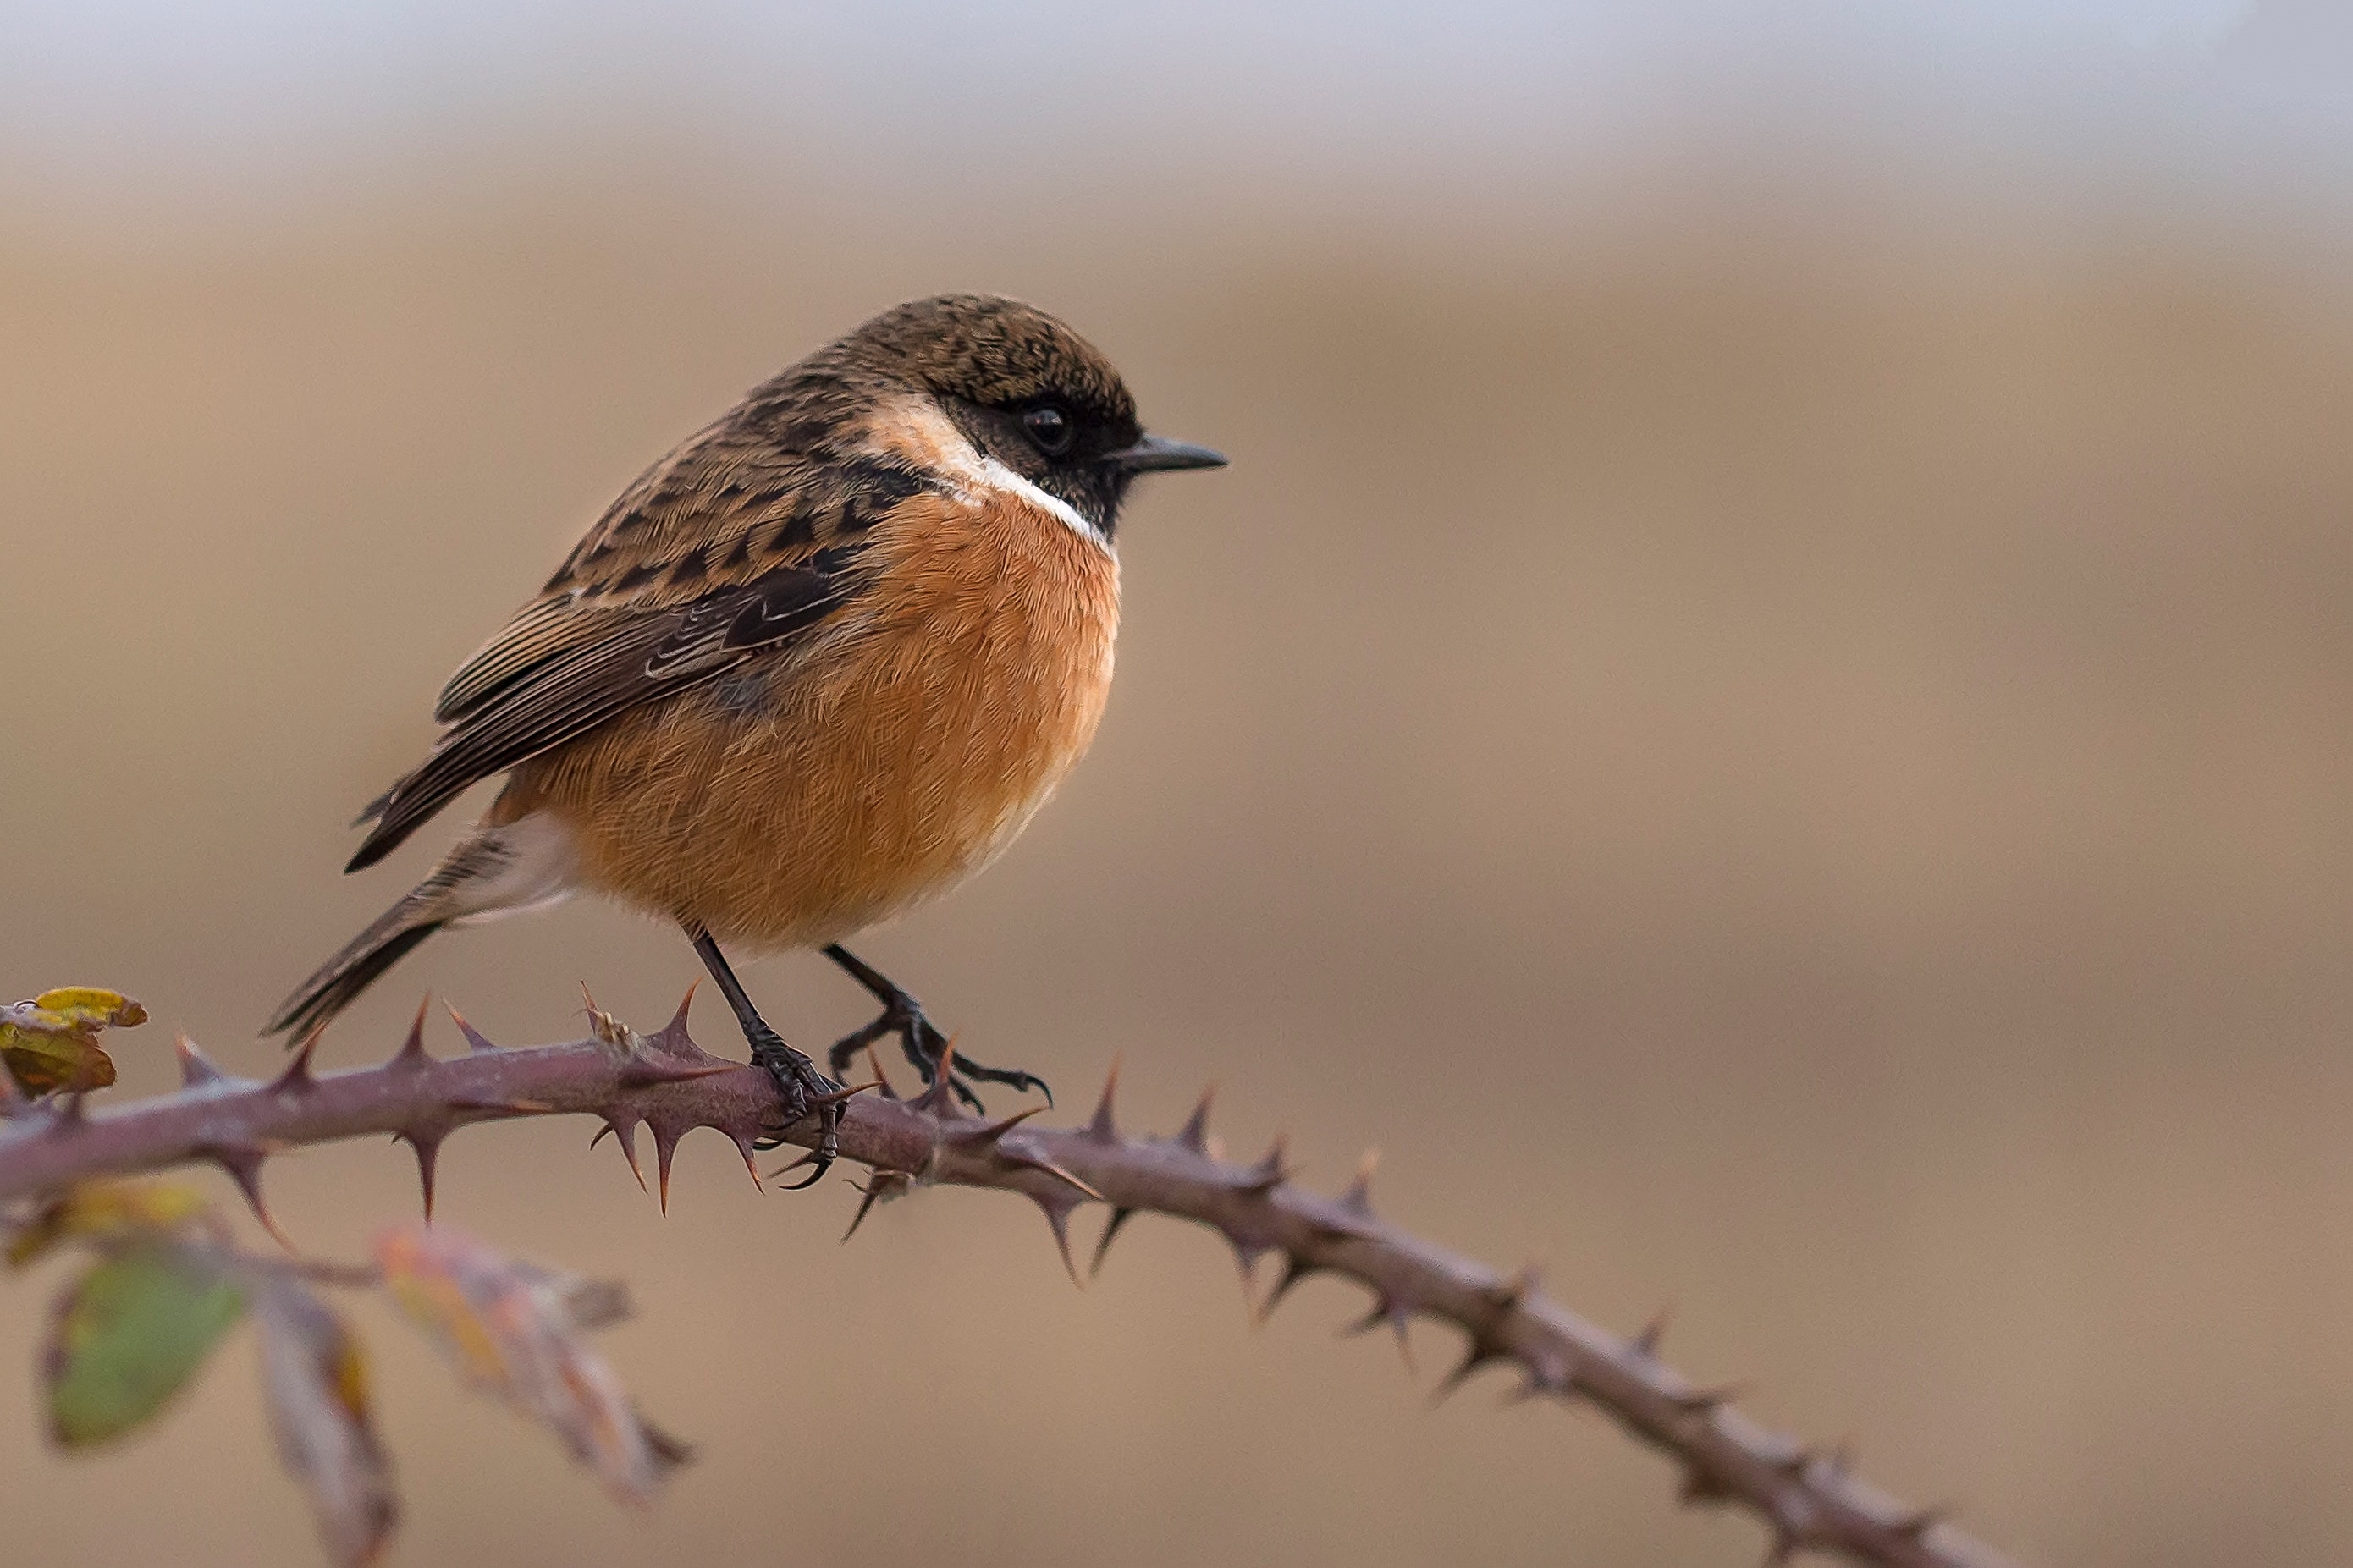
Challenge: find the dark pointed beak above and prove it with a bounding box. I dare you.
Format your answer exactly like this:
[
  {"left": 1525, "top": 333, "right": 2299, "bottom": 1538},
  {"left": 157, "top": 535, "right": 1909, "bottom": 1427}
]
[{"left": 1101, "top": 433, "right": 1228, "bottom": 474}]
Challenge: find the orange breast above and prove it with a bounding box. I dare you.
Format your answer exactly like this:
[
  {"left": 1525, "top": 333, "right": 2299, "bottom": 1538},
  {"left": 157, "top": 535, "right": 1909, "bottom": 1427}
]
[{"left": 504, "top": 489, "right": 1119, "bottom": 947}]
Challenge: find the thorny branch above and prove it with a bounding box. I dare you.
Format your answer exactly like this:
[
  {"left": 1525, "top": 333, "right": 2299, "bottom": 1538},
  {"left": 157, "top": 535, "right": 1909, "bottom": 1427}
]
[{"left": 0, "top": 994, "right": 2019, "bottom": 1568}]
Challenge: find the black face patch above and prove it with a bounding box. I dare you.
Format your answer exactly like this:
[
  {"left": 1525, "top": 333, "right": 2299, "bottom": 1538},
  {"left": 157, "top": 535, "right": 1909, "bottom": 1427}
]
[{"left": 944, "top": 396, "right": 1141, "bottom": 540}]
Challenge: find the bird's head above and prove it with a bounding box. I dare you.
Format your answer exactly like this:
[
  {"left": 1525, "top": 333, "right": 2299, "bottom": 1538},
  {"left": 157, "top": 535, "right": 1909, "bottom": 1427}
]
[{"left": 796, "top": 293, "right": 1226, "bottom": 540}]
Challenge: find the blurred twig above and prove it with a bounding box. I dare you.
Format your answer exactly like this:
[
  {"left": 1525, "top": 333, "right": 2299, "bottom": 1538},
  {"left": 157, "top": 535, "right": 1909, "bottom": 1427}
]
[{"left": 0, "top": 995, "right": 2017, "bottom": 1568}]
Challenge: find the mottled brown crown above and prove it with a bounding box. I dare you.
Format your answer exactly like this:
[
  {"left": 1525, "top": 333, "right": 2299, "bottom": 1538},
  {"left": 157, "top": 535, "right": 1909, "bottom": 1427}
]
[
  {"left": 833, "top": 294, "right": 1138, "bottom": 424},
  {"left": 749, "top": 294, "right": 1141, "bottom": 454}
]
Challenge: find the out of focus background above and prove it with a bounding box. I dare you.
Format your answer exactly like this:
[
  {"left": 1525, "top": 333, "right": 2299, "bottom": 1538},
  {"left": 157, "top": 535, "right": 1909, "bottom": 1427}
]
[{"left": 5, "top": 4, "right": 2351, "bottom": 1565}]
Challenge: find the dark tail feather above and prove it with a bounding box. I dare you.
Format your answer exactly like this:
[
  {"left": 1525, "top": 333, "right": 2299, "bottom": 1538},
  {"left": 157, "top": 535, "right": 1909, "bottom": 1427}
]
[{"left": 264, "top": 906, "right": 443, "bottom": 1041}]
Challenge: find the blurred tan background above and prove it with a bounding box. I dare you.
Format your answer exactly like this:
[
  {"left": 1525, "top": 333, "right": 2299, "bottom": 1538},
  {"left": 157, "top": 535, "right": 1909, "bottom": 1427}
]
[{"left": 6, "top": 7, "right": 2353, "bottom": 1566}]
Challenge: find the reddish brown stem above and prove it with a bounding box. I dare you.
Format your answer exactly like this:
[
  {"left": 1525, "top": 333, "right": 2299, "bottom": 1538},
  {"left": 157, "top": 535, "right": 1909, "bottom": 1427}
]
[{"left": 0, "top": 999, "right": 2016, "bottom": 1568}]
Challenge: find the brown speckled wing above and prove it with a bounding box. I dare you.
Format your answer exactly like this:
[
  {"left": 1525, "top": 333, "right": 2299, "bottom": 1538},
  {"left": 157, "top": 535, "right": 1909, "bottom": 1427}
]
[{"left": 345, "top": 429, "right": 934, "bottom": 872}]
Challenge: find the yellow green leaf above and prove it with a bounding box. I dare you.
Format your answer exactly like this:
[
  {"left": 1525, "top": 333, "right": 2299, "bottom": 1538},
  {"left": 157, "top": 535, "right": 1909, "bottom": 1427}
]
[
  {"left": 1, "top": 987, "right": 144, "bottom": 1095},
  {"left": 29, "top": 988, "right": 150, "bottom": 1031},
  {"left": 7, "top": 1179, "right": 220, "bottom": 1268},
  {"left": 45, "top": 1241, "right": 245, "bottom": 1446}
]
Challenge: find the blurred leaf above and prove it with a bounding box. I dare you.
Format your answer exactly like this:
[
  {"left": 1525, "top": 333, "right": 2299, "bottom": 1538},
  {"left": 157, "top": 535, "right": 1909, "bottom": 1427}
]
[
  {"left": 44, "top": 1241, "right": 245, "bottom": 1446},
  {"left": 1, "top": 988, "right": 144, "bottom": 1096},
  {"left": 8, "top": 1178, "right": 219, "bottom": 1268},
  {"left": 376, "top": 1224, "right": 680, "bottom": 1505},
  {"left": 256, "top": 1278, "right": 397, "bottom": 1568}
]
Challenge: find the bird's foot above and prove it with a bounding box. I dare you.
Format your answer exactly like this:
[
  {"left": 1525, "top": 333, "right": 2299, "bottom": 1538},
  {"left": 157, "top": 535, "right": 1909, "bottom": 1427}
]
[
  {"left": 825, "top": 993, "right": 1050, "bottom": 1115},
  {"left": 746, "top": 1024, "right": 842, "bottom": 1187}
]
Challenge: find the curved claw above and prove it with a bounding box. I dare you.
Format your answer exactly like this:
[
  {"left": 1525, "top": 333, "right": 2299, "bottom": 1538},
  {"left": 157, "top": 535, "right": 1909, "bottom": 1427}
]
[
  {"left": 958, "top": 1062, "right": 1052, "bottom": 1107},
  {"left": 770, "top": 1142, "right": 832, "bottom": 1191}
]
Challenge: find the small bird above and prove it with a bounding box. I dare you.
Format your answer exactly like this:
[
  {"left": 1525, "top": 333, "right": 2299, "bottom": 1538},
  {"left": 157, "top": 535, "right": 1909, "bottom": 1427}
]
[{"left": 267, "top": 294, "right": 1226, "bottom": 1182}]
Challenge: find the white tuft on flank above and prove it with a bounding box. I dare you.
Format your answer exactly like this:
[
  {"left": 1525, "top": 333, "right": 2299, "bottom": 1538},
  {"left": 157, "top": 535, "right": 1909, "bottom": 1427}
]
[{"left": 439, "top": 812, "right": 582, "bottom": 927}]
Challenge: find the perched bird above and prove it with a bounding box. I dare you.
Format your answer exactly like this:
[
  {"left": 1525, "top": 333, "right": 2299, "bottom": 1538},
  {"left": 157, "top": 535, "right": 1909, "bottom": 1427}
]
[{"left": 266, "top": 294, "right": 1226, "bottom": 1181}]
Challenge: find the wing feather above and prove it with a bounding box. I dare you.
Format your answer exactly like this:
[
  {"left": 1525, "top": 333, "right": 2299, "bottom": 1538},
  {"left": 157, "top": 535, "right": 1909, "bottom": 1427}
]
[
  {"left": 344, "top": 404, "right": 943, "bottom": 872},
  {"left": 433, "top": 596, "right": 586, "bottom": 724},
  {"left": 346, "top": 548, "right": 863, "bottom": 871}
]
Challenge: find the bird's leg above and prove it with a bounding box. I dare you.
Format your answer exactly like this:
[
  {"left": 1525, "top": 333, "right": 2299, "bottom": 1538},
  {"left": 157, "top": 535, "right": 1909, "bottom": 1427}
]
[
  {"left": 686, "top": 925, "right": 840, "bottom": 1187},
  {"left": 822, "top": 944, "right": 1051, "bottom": 1114}
]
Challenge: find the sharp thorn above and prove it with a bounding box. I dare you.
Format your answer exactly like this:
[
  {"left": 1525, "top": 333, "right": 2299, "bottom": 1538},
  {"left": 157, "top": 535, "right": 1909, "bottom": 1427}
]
[
  {"left": 1429, "top": 1341, "right": 1505, "bottom": 1406},
  {"left": 1085, "top": 1056, "right": 1121, "bottom": 1143},
  {"left": 1176, "top": 1085, "right": 1215, "bottom": 1154},
  {"left": 1088, "top": 1207, "right": 1136, "bottom": 1279},
  {"left": 1632, "top": 1307, "right": 1672, "bottom": 1358},
  {"left": 1034, "top": 1197, "right": 1083, "bottom": 1289},
  {"left": 391, "top": 995, "right": 433, "bottom": 1066},
  {"left": 444, "top": 1003, "right": 498, "bottom": 1053},
  {"left": 394, "top": 1129, "right": 442, "bottom": 1219},
  {"left": 863, "top": 1042, "right": 896, "bottom": 1100},
  {"left": 272, "top": 1027, "right": 322, "bottom": 1092},
  {"left": 1339, "top": 1148, "right": 1379, "bottom": 1215},
  {"left": 1227, "top": 1232, "right": 1268, "bottom": 1286},
  {"left": 1240, "top": 1134, "right": 1290, "bottom": 1191},
  {"left": 841, "top": 1181, "right": 884, "bottom": 1241},
  {"left": 653, "top": 1125, "right": 681, "bottom": 1215},
  {"left": 631, "top": 985, "right": 721, "bottom": 1069},
  {"left": 907, "top": 1041, "right": 964, "bottom": 1119},
  {"left": 733, "top": 1131, "right": 763, "bottom": 1190},
  {"left": 1679, "top": 1465, "right": 1737, "bottom": 1505},
  {"left": 173, "top": 1032, "right": 229, "bottom": 1087},
  {"left": 1257, "top": 1253, "right": 1320, "bottom": 1323},
  {"left": 664, "top": 981, "right": 697, "bottom": 1040},
  {"left": 212, "top": 1146, "right": 293, "bottom": 1252},
  {"left": 1759, "top": 1530, "right": 1797, "bottom": 1567},
  {"left": 807, "top": 1081, "right": 879, "bottom": 1109},
  {"left": 1386, "top": 1309, "right": 1417, "bottom": 1377},
  {"left": 1342, "top": 1295, "right": 1417, "bottom": 1376},
  {"left": 946, "top": 1103, "right": 1049, "bottom": 1145},
  {"left": 598, "top": 1120, "right": 647, "bottom": 1193},
  {"left": 1005, "top": 1152, "right": 1104, "bottom": 1202},
  {"left": 840, "top": 1169, "right": 910, "bottom": 1242}
]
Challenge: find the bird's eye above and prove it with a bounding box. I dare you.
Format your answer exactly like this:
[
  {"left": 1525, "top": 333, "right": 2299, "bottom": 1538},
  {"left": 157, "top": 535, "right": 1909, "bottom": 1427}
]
[{"left": 1022, "top": 404, "right": 1073, "bottom": 455}]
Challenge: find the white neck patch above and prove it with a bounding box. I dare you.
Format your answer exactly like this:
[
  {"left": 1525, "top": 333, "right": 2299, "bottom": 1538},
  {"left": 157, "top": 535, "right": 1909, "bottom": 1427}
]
[{"left": 971, "top": 455, "right": 1107, "bottom": 548}]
